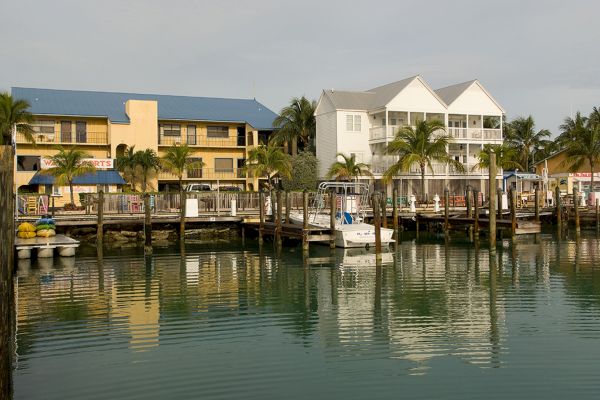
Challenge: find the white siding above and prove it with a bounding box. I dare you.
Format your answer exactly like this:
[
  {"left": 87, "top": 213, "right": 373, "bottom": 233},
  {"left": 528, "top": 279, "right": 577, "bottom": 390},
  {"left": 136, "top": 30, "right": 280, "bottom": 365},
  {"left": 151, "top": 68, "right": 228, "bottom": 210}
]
[
  {"left": 386, "top": 78, "right": 447, "bottom": 113},
  {"left": 336, "top": 111, "right": 372, "bottom": 167},
  {"left": 316, "top": 110, "right": 338, "bottom": 178},
  {"left": 446, "top": 82, "right": 503, "bottom": 115}
]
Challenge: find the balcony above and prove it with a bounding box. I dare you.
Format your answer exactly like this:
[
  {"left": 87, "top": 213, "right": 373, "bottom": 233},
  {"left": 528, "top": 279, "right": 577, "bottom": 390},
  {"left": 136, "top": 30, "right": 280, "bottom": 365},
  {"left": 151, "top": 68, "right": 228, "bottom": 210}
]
[
  {"left": 447, "top": 128, "right": 501, "bottom": 141},
  {"left": 158, "top": 168, "right": 247, "bottom": 181},
  {"left": 159, "top": 135, "right": 246, "bottom": 147},
  {"left": 16, "top": 131, "right": 108, "bottom": 145}
]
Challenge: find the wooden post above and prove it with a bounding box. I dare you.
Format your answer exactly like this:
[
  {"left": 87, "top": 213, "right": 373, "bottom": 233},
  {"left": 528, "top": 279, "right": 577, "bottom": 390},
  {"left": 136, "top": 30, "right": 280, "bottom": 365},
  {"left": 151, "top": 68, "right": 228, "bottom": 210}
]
[
  {"left": 444, "top": 188, "right": 450, "bottom": 237},
  {"left": 392, "top": 188, "right": 399, "bottom": 240},
  {"left": 466, "top": 185, "right": 472, "bottom": 218},
  {"left": 276, "top": 190, "right": 283, "bottom": 248},
  {"left": 510, "top": 188, "right": 517, "bottom": 239},
  {"left": 373, "top": 193, "right": 382, "bottom": 258},
  {"left": 596, "top": 199, "right": 600, "bottom": 231},
  {"left": 574, "top": 187, "right": 580, "bottom": 235},
  {"left": 473, "top": 189, "right": 480, "bottom": 238},
  {"left": 555, "top": 186, "right": 563, "bottom": 232},
  {"left": 329, "top": 191, "right": 336, "bottom": 249},
  {"left": 285, "top": 191, "right": 291, "bottom": 224},
  {"left": 259, "top": 191, "right": 264, "bottom": 245},
  {"left": 381, "top": 193, "right": 388, "bottom": 229},
  {"left": 489, "top": 153, "right": 497, "bottom": 249},
  {"left": 302, "top": 190, "right": 309, "bottom": 252},
  {"left": 534, "top": 188, "right": 540, "bottom": 222},
  {"left": 144, "top": 193, "right": 152, "bottom": 254},
  {"left": 0, "top": 145, "right": 15, "bottom": 397},
  {"left": 180, "top": 190, "right": 186, "bottom": 239},
  {"left": 51, "top": 196, "right": 55, "bottom": 218},
  {"left": 497, "top": 188, "right": 502, "bottom": 219},
  {"left": 97, "top": 190, "right": 104, "bottom": 249}
]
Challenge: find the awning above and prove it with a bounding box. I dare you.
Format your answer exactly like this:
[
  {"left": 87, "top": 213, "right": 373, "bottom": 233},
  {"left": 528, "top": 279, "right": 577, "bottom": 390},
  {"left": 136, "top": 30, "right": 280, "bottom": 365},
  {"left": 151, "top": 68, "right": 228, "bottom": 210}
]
[{"left": 29, "top": 170, "right": 126, "bottom": 185}]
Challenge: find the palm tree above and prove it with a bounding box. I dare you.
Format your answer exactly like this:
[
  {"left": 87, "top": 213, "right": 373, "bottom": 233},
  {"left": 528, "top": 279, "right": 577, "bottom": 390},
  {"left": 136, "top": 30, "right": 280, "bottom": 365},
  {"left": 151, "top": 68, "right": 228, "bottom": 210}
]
[
  {"left": 506, "top": 116, "right": 551, "bottom": 171},
  {"left": 558, "top": 112, "right": 588, "bottom": 149},
  {"left": 326, "top": 153, "right": 372, "bottom": 181},
  {"left": 562, "top": 123, "right": 600, "bottom": 194},
  {"left": 384, "top": 120, "right": 464, "bottom": 201},
  {"left": 40, "top": 146, "right": 96, "bottom": 205},
  {"left": 161, "top": 144, "right": 204, "bottom": 236},
  {"left": 271, "top": 96, "right": 316, "bottom": 155},
  {"left": 472, "top": 144, "right": 523, "bottom": 172},
  {"left": 116, "top": 145, "right": 138, "bottom": 191},
  {"left": 134, "top": 149, "right": 160, "bottom": 193},
  {"left": 0, "top": 92, "right": 36, "bottom": 145},
  {"left": 245, "top": 144, "right": 292, "bottom": 190}
]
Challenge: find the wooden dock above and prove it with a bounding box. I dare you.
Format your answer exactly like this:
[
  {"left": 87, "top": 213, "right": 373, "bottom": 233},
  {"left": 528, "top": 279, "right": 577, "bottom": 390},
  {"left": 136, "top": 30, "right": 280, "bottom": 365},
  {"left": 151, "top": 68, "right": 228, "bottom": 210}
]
[
  {"left": 244, "top": 221, "right": 334, "bottom": 243},
  {"left": 15, "top": 234, "right": 80, "bottom": 259},
  {"left": 415, "top": 214, "right": 542, "bottom": 234}
]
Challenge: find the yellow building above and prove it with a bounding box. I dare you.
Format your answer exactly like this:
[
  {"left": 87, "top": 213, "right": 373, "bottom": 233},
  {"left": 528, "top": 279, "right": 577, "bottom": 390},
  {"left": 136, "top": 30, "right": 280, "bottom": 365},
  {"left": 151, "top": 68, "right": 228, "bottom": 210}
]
[
  {"left": 533, "top": 150, "right": 600, "bottom": 196},
  {"left": 13, "top": 87, "right": 278, "bottom": 206}
]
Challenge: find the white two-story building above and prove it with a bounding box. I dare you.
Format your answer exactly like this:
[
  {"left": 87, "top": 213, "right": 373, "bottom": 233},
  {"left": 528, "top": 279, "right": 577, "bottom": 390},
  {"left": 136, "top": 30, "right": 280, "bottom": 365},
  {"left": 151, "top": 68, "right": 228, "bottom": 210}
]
[{"left": 315, "top": 75, "right": 505, "bottom": 199}]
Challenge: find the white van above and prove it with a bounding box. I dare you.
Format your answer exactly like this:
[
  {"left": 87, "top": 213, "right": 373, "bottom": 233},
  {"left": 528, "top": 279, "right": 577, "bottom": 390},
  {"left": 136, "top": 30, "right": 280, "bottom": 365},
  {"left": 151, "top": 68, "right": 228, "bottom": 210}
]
[{"left": 185, "top": 183, "right": 211, "bottom": 192}]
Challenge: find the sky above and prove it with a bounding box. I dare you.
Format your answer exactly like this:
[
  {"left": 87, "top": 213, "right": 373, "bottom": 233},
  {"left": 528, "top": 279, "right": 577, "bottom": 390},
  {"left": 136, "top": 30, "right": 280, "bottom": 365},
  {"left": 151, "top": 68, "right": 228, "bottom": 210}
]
[{"left": 1, "top": 0, "right": 599, "bottom": 135}]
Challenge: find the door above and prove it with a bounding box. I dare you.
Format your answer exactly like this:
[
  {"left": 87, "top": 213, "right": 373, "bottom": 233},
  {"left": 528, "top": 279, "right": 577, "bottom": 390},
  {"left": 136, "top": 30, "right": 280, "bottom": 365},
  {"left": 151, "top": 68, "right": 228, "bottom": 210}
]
[
  {"left": 187, "top": 125, "right": 197, "bottom": 145},
  {"left": 76, "top": 121, "right": 87, "bottom": 143},
  {"left": 237, "top": 126, "right": 245, "bottom": 146},
  {"left": 61, "top": 121, "right": 72, "bottom": 143},
  {"left": 237, "top": 159, "right": 245, "bottom": 178}
]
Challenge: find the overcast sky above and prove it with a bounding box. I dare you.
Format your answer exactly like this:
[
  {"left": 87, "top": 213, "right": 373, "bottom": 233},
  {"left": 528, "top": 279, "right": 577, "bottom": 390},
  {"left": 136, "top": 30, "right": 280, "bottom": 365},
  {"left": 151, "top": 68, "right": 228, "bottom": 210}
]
[{"left": 1, "top": 0, "right": 598, "bottom": 135}]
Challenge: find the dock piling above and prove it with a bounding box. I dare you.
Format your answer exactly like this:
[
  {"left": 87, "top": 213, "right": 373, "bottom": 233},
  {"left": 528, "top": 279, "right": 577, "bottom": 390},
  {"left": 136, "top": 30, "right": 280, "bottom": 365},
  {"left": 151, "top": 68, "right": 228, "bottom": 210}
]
[
  {"left": 97, "top": 190, "right": 104, "bottom": 249},
  {"left": 144, "top": 193, "right": 152, "bottom": 255},
  {"left": 596, "top": 199, "right": 599, "bottom": 232},
  {"left": 259, "top": 191, "right": 265, "bottom": 245},
  {"left": 373, "top": 193, "right": 382, "bottom": 258},
  {"left": 392, "top": 188, "right": 399, "bottom": 240},
  {"left": 489, "top": 152, "right": 497, "bottom": 249},
  {"left": 574, "top": 187, "right": 580, "bottom": 235},
  {"left": 466, "top": 185, "right": 472, "bottom": 218},
  {"left": 473, "top": 189, "right": 480, "bottom": 238},
  {"left": 381, "top": 193, "right": 388, "bottom": 229},
  {"left": 534, "top": 188, "right": 540, "bottom": 222},
  {"left": 444, "top": 188, "right": 449, "bottom": 238},
  {"left": 276, "top": 190, "right": 283, "bottom": 248},
  {"left": 302, "top": 190, "right": 309, "bottom": 252},
  {"left": 555, "top": 186, "right": 562, "bottom": 232},
  {"left": 510, "top": 188, "right": 517, "bottom": 239},
  {"left": 285, "top": 191, "right": 291, "bottom": 224},
  {"left": 329, "top": 191, "right": 336, "bottom": 249}
]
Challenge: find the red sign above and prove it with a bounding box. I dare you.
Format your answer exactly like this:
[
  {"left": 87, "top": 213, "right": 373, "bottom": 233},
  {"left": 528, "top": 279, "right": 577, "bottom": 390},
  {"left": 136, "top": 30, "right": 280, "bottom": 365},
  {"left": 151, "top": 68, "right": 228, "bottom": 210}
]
[{"left": 41, "top": 158, "right": 114, "bottom": 169}]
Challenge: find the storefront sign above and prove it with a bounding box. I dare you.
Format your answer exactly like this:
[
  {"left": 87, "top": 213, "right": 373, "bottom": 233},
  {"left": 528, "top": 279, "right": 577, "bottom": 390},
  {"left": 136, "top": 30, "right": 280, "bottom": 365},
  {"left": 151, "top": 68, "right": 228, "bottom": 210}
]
[{"left": 41, "top": 158, "right": 114, "bottom": 169}]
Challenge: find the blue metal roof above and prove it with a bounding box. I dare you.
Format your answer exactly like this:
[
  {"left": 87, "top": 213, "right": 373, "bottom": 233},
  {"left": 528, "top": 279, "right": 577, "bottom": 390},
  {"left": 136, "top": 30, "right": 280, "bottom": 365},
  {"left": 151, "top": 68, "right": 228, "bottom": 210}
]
[
  {"left": 29, "top": 170, "right": 126, "bottom": 185},
  {"left": 12, "top": 87, "right": 279, "bottom": 130}
]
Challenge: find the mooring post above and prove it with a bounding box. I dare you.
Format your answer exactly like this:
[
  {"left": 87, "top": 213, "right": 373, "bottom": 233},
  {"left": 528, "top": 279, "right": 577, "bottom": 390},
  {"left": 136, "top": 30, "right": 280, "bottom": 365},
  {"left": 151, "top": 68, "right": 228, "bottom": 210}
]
[
  {"left": 466, "top": 185, "right": 472, "bottom": 218},
  {"left": 302, "top": 190, "right": 309, "bottom": 252},
  {"left": 473, "top": 189, "right": 480, "bottom": 238},
  {"left": 444, "top": 188, "right": 450, "bottom": 238},
  {"left": 497, "top": 189, "right": 502, "bottom": 219},
  {"left": 97, "top": 190, "right": 104, "bottom": 249},
  {"left": 489, "top": 152, "right": 497, "bottom": 249},
  {"left": 534, "top": 188, "right": 540, "bottom": 222},
  {"left": 285, "top": 191, "right": 291, "bottom": 224},
  {"left": 51, "top": 196, "right": 55, "bottom": 218},
  {"left": 144, "top": 193, "right": 152, "bottom": 254},
  {"left": 329, "top": 190, "right": 336, "bottom": 249},
  {"left": 373, "top": 192, "right": 382, "bottom": 258},
  {"left": 381, "top": 192, "right": 388, "bottom": 229},
  {"left": 259, "top": 191, "right": 265, "bottom": 245},
  {"left": 276, "top": 190, "right": 283, "bottom": 248},
  {"left": 596, "top": 199, "right": 599, "bottom": 233},
  {"left": 574, "top": 187, "right": 580, "bottom": 235},
  {"left": 392, "top": 188, "right": 399, "bottom": 240},
  {"left": 555, "top": 186, "right": 562, "bottom": 232},
  {"left": 180, "top": 190, "right": 186, "bottom": 239},
  {"left": 510, "top": 188, "right": 517, "bottom": 239}
]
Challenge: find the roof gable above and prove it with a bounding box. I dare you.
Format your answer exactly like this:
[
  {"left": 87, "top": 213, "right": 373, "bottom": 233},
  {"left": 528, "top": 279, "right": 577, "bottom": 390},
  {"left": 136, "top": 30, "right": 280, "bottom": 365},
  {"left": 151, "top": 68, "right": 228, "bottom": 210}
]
[
  {"left": 11, "top": 87, "right": 279, "bottom": 130},
  {"left": 383, "top": 76, "right": 447, "bottom": 112},
  {"left": 435, "top": 80, "right": 504, "bottom": 114}
]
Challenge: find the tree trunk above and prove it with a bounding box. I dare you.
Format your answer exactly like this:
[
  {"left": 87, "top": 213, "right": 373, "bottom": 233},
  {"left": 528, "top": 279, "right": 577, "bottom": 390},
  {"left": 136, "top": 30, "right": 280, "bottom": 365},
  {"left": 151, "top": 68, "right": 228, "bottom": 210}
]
[
  {"left": 69, "top": 181, "right": 75, "bottom": 205},
  {"left": 291, "top": 137, "right": 298, "bottom": 156}
]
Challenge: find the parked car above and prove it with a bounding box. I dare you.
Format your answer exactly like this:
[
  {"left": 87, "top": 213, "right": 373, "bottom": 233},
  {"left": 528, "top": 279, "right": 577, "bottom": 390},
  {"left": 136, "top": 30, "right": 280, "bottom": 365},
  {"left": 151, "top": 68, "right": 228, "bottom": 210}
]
[
  {"left": 185, "top": 183, "right": 211, "bottom": 192},
  {"left": 218, "top": 186, "right": 242, "bottom": 192}
]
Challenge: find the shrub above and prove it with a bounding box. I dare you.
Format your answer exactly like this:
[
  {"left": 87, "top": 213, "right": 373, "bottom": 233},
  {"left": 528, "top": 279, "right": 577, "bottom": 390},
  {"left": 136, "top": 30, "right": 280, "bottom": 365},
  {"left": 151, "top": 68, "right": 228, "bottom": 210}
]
[{"left": 281, "top": 151, "right": 318, "bottom": 191}]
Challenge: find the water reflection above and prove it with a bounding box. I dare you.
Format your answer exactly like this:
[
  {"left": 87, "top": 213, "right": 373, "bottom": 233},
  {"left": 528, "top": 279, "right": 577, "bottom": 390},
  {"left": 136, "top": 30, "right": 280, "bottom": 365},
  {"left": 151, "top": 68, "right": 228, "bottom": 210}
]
[{"left": 11, "top": 234, "right": 600, "bottom": 399}]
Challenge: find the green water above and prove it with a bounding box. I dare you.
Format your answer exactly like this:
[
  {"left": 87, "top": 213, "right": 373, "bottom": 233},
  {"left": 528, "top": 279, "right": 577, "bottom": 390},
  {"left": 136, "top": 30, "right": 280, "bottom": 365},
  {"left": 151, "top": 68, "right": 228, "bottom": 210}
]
[{"left": 11, "top": 234, "right": 600, "bottom": 399}]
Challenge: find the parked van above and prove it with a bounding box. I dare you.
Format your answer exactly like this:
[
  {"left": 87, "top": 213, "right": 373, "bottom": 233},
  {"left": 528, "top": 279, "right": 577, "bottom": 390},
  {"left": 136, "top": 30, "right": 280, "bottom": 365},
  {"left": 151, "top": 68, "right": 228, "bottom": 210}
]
[{"left": 185, "top": 183, "right": 211, "bottom": 192}]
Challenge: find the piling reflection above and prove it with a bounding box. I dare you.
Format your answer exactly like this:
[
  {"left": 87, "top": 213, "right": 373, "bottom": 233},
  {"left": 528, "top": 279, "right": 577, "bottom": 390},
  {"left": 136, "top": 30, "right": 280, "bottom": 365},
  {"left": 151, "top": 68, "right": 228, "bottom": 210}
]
[{"left": 12, "top": 233, "right": 600, "bottom": 399}]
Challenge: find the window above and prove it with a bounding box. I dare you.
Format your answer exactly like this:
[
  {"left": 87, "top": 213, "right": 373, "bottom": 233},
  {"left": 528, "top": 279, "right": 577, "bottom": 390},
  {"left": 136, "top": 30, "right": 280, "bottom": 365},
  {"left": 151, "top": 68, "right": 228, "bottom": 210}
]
[
  {"left": 207, "top": 126, "right": 229, "bottom": 138},
  {"left": 346, "top": 114, "right": 362, "bottom": 132},
  {"left": 187, "top": 125, "right": 197, "bottom": 145},
  {"left": 33, "top": 121, "right": 55, "bottom": 141},
  {"left": 76, "top": 121, "right": 87, "bottom": 143},
  {"left": 215, "top": 158, "right": 233, "bottom": 172},
  {"left": 17, "top": 156, "right": 40, "bottom": 171},
  {"left": 187, "top": 157, "right": 202, "bottom": 178},
  {"left": 162, "top": 124, "right": 181, "bottom": 136},
  {"left": 61, "top": 121, "right": 72, "bottom": 142},
  {"left": 52, "top": 186, "right": 62, "bottom": 196}
]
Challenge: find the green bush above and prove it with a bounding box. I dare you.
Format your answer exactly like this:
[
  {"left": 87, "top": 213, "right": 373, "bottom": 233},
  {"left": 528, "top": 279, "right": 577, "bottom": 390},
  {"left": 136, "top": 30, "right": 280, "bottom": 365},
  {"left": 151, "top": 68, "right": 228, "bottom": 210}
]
[{"left": 282, "top": 151, "right": 318, "bottom": 191}]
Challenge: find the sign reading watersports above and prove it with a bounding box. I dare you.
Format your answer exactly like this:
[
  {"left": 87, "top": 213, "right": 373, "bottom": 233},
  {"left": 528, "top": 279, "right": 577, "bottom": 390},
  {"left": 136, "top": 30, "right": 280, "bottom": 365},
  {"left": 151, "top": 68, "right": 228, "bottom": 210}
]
[{"left": 41, "top": 158, "right": 114, "bottom": 169}]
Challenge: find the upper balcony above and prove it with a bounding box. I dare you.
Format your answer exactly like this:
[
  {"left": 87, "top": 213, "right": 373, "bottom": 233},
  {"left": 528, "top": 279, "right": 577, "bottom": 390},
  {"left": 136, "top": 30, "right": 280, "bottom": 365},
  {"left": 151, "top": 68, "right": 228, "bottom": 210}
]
[
  {"left": 369, "top": 126, "right": 502, "bottom": 144},
  {"left": 158, "top": 168, "right": 247, "bottom": 181},
  {"left": 16, "top": 130, "right": 108, "bottom": 145},
  {"left": 158, "top": 134, "right": 246, "bottom": 147}
]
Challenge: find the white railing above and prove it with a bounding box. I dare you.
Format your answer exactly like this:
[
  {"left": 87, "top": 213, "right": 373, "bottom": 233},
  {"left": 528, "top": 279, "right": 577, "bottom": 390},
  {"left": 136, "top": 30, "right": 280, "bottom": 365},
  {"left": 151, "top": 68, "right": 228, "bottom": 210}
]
[
  {"left": 369, "top": 125, "right": 402, "bottom": 141},
  {"left": 483, "top": 129, "right": 502, "bottom": 140},
  {"left": 448, "top": 127, "right": 468, "bottom": 139}
]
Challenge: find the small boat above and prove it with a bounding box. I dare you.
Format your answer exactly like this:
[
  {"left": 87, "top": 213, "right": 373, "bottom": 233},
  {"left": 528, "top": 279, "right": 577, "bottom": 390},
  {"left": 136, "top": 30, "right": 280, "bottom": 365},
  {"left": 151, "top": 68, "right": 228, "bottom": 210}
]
[{"left": 289, "top": 182, "right": 394, "bottom": 248}]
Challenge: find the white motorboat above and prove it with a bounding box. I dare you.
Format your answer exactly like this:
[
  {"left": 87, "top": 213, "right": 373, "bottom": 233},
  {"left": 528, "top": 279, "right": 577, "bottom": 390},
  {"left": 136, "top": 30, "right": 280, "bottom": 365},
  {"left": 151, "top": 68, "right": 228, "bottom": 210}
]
[{"left": 289, "top": 182, "right": 395, "bottom": 248}]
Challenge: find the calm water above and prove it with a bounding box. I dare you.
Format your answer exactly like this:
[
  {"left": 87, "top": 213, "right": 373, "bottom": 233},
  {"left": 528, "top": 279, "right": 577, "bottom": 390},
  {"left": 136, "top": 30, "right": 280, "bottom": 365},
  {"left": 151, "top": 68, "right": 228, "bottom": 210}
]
[{"left": 11, "top": 234, "right": 600, "bottom": 399}]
